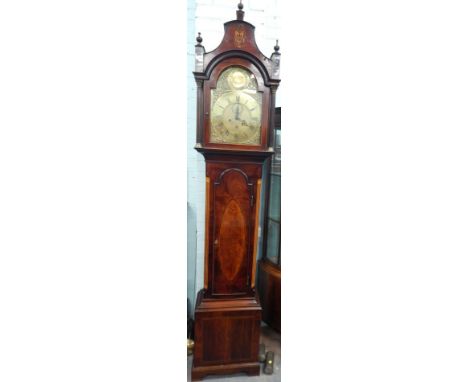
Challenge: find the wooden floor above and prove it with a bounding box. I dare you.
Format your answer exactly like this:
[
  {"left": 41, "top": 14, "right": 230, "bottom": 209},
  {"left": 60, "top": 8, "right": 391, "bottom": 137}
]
[{"left": 187, "top": 324, "right": 281, "bottom": 381}]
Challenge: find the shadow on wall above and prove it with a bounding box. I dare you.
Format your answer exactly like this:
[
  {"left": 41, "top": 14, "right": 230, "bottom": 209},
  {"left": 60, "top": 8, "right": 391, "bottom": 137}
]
[{"left": 187, "top": 202, "right": 197, "bottom": 317}]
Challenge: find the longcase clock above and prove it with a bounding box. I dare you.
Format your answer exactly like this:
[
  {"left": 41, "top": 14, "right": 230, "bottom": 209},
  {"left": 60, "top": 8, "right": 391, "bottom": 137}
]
[{"left": 191, "top": 2, "right": 280, "bottom": 380}]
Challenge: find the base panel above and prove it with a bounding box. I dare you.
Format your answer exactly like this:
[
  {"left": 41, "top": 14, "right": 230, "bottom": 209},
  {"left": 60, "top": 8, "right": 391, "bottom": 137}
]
[
  {"left": 192, "top": 361, "right": 260, "bottom": 381},
  {"left": 191, "top": 290, "right": 262, "bottom": 381}
]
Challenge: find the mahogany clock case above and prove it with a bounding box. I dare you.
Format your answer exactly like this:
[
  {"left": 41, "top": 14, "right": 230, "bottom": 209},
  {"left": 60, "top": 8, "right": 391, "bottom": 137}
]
[{"left": 190, "top": 4, "right": 280, "bottom": 380}]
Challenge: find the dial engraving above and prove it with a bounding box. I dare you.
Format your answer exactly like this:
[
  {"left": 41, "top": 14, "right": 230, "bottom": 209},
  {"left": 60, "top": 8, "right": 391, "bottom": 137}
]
[{"left": 210, "top": 67, "right": 262, "bottom": 145}]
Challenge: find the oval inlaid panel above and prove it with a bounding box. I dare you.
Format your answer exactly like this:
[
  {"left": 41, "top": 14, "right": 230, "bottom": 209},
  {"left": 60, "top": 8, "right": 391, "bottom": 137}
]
[{"left": 218, "top": 199, "right": 246, "bottom": 281}]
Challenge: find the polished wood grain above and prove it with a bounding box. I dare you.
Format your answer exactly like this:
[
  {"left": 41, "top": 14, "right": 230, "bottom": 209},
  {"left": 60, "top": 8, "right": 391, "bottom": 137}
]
[
  {"left": 205, "top": 160, "right": 262, "bottom": 297},
  {"left": 193, "top": 159, "right": 264, "bottom": 379},
  {"left": 214, "top": 169, "right": 249, "bottom": 292},
  {"left": 192, "top": 362, "right": 260, "bottom": 381},
  {"left": 251, "top": 179, "right": 262, "bottom": 288},
  {"left": 257, "top": 259, "right": 281, "bottom": 332},
  {"left": 204, "top": 177, "right": 211, "bottom": 289},
  {"left": 192, "top": 7, "right": 280, "bottom": 379},
  {"left": 192, "top": 290, "right": 261, "bottom": 380}
]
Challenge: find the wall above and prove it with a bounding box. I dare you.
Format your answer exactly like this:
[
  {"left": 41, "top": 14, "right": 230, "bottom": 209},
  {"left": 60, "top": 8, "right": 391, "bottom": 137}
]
[
  {"left": 187, "top": 0, "right": 281, "bottom": 314},
  {"left": 187, "top": 0, "right": 198, "bottom": 316}
]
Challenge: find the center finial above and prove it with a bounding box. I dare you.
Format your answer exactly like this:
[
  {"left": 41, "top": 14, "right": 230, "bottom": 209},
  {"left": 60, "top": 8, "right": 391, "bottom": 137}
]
[{"left": 236, "top": 1, "right": 245, "bottom": 20}]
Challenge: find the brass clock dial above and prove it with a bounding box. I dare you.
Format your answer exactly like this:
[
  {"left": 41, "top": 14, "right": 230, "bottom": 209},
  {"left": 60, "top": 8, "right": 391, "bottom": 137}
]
[{"left": 210, "top": 67, "right": 262, "bottom": 145}]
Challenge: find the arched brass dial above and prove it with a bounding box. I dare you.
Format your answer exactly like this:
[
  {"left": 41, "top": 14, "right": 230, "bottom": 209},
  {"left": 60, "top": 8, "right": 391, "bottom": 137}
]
[{"left": 210, "top": 67, "right": 262, "bottom": 145}]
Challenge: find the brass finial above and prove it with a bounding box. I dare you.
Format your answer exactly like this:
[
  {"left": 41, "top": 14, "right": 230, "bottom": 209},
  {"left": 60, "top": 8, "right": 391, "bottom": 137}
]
[
  {"left": 196, "top": 32, "right": 203, "bottom": 46},
  {"left": 274, "top": 39, "right": 280, "bottom": 52},
  {"left": 237, "top": 0, "right": 245, "bottom": 20}
]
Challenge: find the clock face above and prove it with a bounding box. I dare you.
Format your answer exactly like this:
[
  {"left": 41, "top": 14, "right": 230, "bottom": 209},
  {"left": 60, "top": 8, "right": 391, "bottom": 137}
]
[{"left": 210, "top": 67, "right": 262, "bottom": 145}]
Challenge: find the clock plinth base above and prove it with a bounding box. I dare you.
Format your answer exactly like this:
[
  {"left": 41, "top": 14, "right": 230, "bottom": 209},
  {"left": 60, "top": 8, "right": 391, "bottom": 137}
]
[
  {"left": 191, "top": 361, "right": 260, "bottom": 381},
  {"left": 191, "top": 290, "right": 262, "bottom": 381}
]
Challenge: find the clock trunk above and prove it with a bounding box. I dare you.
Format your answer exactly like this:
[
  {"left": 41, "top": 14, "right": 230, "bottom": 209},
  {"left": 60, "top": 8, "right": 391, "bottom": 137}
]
[{"left": 205, "top": 159, "right": 262, "bottom": 297}]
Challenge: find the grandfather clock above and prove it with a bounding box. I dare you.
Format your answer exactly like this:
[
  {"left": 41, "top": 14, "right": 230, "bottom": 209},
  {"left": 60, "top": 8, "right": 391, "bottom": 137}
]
[{"left": 191, "top": 2, "right": 280, "bottom": 380}]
